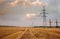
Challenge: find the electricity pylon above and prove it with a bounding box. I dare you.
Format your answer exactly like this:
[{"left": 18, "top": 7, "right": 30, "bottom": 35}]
[
  {"left": 41, "top": 6, "right": 48, "bottom": 26},
  {"left": 55, "top": 19, "right": 58, "bottom": 28},
  {"left": 49, "top": 19, "right": 52, "bottom": 27}
]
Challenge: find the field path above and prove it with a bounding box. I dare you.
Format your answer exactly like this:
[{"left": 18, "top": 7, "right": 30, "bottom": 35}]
[{"left": 0, "top": 27, "right": 60, "bottom": 39}]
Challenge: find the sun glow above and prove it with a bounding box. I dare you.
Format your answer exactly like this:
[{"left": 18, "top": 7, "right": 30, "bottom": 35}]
[{"left": 26, "top": 13, "right": 36, "bottom": 18}]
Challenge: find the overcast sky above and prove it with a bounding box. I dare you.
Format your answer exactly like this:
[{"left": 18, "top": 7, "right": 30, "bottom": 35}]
[{"left": 0, "top": 0, "right": 60, "bottom": 27}]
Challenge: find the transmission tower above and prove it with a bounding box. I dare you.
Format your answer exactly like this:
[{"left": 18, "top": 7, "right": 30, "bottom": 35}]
[
  {"left": 55, "top": 19, "right": 58, "bottom": 28},
  {"left": 41, "top": 6, "right": 47, "bottom": 26},
  {"left": 49, "top": 19, "right": 52, "bottom": 27}
]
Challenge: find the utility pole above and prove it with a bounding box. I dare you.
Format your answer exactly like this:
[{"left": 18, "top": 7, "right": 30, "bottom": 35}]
[
  {"left": 49, "top": 19, "right": 52, "bottom": 28},
  {"left": 41, "top": 6, "right": 47, "bottom": 26}
]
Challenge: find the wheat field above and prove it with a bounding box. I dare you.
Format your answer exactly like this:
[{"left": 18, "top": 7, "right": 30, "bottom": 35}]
[{"left": 0, "top": 26, "right": 60, "bottom": 39}]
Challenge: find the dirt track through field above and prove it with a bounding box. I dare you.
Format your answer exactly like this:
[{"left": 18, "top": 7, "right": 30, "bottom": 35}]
[{"left": 0, "top": 27, "right": 60, "bottom": 39}]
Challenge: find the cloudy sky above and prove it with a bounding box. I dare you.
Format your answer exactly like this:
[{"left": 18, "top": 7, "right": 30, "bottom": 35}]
[{"left": 0, "top": 0, "right": 60, "bottom": 27}]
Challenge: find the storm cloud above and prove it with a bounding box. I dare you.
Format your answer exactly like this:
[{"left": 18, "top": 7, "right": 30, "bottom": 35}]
[{"left": 0, "top": 0, "right": 60, "bottom": 26}]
